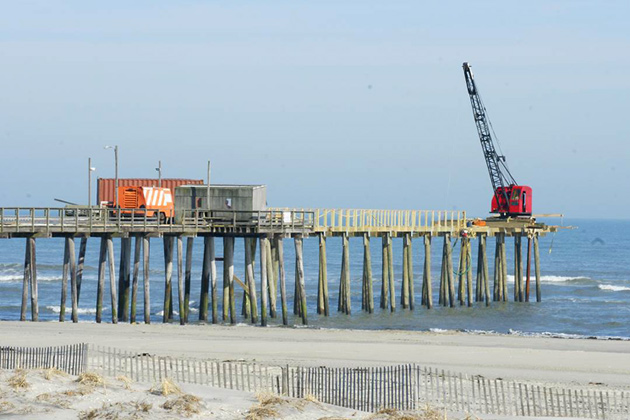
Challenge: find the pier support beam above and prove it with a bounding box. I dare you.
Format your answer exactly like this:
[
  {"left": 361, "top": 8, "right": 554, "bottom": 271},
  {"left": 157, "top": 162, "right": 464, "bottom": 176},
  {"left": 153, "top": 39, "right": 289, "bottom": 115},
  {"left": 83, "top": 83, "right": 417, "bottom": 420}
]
[
  {"left": 338, "top": 233, "right": 351, "bottom": 315},
  {"left": 476, "top": 235, "right": 490, "bottom": 306},
  {"left": 69, "top": 237, "right": 78, "bottom": 323},
  {"left": 60, "top": 237, "right": 69, "bottom": 322},
  {"left": 317, "top": 234, "right": 329, "bottom": 316},
  {"left": 294, "top": 236, "right": 307, "bottom": 325},
  {"left": 76, "top": 237, "right": 87, "bottom": 305},
  {"left": 200, "top": 236, "right": 212, "bottom": 322},
  {"left": 162, "top": 236, "right": 174, "bottom": 323},
  {"left": 500, "top": 233, "right": 509, "bottom": 302},
  {"left": 401, "top": 234, "right": 412, "bottom": 309},
  {"left": 184, "top": 237, "right": 194, "bottom": 323},
  {"left": 362, "top": 233, "right": 373, "bottom": 313},
  {"left": 21, "top": 238, "right": 31, "bottom": 321},
  {"left": 143, "top": 236, "right": 151, "bottom": 324},
  {"left": 29, "top": 237, "right": 38, "bottom": 321},
  {"left": 526, "top": 235, "right": 532, "bottom": 302},
  {"left": 21, "top": 236, "right": 38, "bottom": 321},
  {"left": 276, "top": 237, "right": 288, "bottom": 325},
  {"left": 118, "top": 237, "right": 131, "bottom": 322},
  {"left": 130, "top": 236, "right": 141, "bottom": 323},
  {"left": 223, "top": 237, "right": 236, "bottom": 324},
  {"left": 245, "top": 237, "right": 258, "bottom": 324},
  {"left": 534, "top": 234, "right": 541, "bottom": 302},
  {"left": 96, "top": 237, "right": 106, "bottom": 323},
  {"left": 259, "top": 237, "right": 269, "bottom": 326},
  {"left": 439, "top": 236, "right": 447, "bottom": 306},
  {"left": 514, "top": 234, "right": 523, "bottom": 302},
  {"left": 107, "top": 236, "right": 117, "bottom": 323},
  {"left": 380, "top": 235, "right": 389, "bottom": 310},
  {"left": 177, "top": 236, "right": 185, "bottom": 325},
  {"left": 265, "top": 236, "right": 277, "bottom": 319},
  {"left": 457, "top": 238, "right": 467, "bottom": 306},
  {"left": 446, "top": 234, "right": 455, "bottom": 307},
  {"left": 466, "top": 238, "right": 473, "bottom": 307},
  {"left": 388, "top": 234, "right": 395, "bottom": 312},
  {"left": 422, "top": 235, "right": 432, "bottom": 309}
]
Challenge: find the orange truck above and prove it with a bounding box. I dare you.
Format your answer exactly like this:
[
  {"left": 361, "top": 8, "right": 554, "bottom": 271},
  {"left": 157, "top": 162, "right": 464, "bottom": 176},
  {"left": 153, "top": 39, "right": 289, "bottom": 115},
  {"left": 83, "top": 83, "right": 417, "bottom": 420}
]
[{"left": 113, "top": 186, "right": 174, "bottom": 222}]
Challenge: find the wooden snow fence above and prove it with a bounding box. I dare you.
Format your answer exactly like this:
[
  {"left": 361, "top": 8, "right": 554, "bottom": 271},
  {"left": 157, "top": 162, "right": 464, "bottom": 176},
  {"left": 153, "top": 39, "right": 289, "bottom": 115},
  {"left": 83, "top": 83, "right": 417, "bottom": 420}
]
[
  {"left": 0, "top": 343, "right": 87, "bottom": 375},
  {"left": 86, "top": 344, "right": 277, "bottom": 392},
  {"left": 276, "top": 364, "right": 630, "bottom": 419}
]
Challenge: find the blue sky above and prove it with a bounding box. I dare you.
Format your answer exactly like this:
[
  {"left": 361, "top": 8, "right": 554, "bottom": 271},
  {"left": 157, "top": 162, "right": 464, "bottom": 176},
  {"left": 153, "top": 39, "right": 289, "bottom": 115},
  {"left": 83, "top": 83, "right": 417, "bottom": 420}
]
[{"left": 0, "top": 1, "right": 628, "bottom": 218}]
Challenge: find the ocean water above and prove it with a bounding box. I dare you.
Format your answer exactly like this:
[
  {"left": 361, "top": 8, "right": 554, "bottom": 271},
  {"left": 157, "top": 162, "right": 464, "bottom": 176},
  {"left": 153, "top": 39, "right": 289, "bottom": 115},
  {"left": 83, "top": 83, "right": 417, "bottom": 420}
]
[{"left": 0, "top": 218, "right": 628, "bottom": 339}]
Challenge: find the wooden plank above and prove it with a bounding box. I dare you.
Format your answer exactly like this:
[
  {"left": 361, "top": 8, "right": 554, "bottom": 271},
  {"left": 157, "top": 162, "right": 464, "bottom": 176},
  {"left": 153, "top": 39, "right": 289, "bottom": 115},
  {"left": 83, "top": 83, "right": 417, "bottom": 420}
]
[
  {"left": 107, "top": 236, "right": 118, "bottom": 323},
  {"left": 295, "top": 236, "right": 308, "bottom": 324},
  {"left": 177, "top": 236, "right": 185, "bottom": 325},
  {"left": 76, "top": 237, "right": 87, "bottom": 305},
  {"left": 276, "top": 237, "right": 288, "bottom": 325},
  {"left": 260, "top": 237, "right": 269, "bottom": 326},
  {"left": 163, "top": 236, "right": 174, "bottom": 323},
  {"left": 184, "top": 237, "right": 194, "bottom": 323},
  {"left": 143, "top": 236, "right": 151, "bottom": 324}
]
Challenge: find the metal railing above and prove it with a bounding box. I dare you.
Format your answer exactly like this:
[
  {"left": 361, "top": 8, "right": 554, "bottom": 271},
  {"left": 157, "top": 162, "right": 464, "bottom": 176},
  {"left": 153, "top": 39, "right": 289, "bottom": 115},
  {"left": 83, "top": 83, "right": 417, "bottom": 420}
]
[
  {"left": 179, "top": 209, "right": 315, "bottom": 232},
  {"left": 271, "top": 208, "right": 467, "bottom": 234}
]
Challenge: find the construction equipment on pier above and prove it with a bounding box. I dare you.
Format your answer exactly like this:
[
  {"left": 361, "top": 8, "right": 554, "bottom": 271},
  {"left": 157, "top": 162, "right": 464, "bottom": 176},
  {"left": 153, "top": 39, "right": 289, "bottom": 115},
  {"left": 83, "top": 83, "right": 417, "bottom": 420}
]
[{"left": 462, "top": 62, "right": 532, "bottom": 217}]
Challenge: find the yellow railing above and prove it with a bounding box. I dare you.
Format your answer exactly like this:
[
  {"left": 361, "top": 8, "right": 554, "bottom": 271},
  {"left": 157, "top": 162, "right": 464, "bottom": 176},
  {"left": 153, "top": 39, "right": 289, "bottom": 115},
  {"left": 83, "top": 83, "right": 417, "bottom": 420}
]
[{"left": 269, "top": 208, "right": 467, "bottom": 234}]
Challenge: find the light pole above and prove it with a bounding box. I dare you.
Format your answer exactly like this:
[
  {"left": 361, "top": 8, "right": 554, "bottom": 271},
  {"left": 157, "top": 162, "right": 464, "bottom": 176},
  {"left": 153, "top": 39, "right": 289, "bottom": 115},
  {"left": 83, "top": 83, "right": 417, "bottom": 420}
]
[
  {"left": 156, "top": 161, "right": 162, "bottom": 187},
  {"left": 88, "top": 158, "right": 96, "bottom": 207},
  {"left": 104, "top": 145, "right": 119, "bottom": 208}
]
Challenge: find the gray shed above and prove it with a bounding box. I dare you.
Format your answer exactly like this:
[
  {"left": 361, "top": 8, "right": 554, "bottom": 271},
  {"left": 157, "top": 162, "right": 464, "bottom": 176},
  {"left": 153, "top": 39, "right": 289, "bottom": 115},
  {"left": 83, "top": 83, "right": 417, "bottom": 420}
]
[{"left": 175, "top": 184, "right": 267, "bottom": 223}]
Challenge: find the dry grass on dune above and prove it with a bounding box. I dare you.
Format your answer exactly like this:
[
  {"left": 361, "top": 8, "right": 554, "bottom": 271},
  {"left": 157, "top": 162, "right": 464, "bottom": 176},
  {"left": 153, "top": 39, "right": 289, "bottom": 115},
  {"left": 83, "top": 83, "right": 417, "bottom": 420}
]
[
  {"left": 161, "top": 394, "right": 202, "bottom": 417},
  {"left": 7, "top": 370, "right": 29, "bottom": 390},
  {"left": 76, "top": 372, "right": 106, "bottom": 388},
  {"left": 150, "top": 377, "right": 182, "bottom": 396},
  {"left": 366, "top": 405, "right": 482, "bottom": 420},
  {"left": 42, "top": 367, "right": 67, "bottom": 381},
  {"left": 116, "top": 375, "right": 133, "bottom": 390}
]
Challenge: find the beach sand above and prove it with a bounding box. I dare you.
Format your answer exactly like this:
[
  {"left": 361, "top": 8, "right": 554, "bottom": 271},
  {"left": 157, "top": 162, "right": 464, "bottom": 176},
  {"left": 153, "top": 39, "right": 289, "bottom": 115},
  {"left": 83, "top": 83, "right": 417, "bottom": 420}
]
[
  {"left": 1, "top": 322, "right": 629, "bottom": 388},
  {"left": 2, "top": 321, "right": 629, "bottom": 419}
]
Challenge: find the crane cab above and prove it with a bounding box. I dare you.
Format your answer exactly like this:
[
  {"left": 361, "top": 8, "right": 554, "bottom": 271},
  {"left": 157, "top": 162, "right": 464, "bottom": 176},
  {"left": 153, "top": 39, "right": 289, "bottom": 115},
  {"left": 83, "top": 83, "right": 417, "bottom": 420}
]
[{"left": 491, "top": 185, "right": 532, "bottom": 217}]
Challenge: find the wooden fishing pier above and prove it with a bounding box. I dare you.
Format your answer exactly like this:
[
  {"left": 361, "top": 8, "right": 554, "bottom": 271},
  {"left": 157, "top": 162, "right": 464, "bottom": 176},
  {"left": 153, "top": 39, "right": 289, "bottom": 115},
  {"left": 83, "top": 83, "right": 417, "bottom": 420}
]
[{"left": 0, "top": 207, "right": 559, "bottom": 326}]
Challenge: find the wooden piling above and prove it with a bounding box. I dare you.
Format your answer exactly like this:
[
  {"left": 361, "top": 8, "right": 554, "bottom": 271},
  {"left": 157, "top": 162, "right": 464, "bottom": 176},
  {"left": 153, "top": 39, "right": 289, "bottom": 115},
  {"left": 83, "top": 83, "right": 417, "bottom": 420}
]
[
  {"left": 439, "top": 236, "right": 447, "bottom": 306},
  {"left": 338, "top": 233, "right": 351, "bottom": 315},
  {"left": 28, "top": 236, "right": 38, "bottom": 321},
  {"left": 118, "top": 237, "right": 131, "bottom": 322},
  {"left": 60, "top": 236, "right": 69, "bottom": 322},
  {"left": 276, "top": 237, "right": 288, "bottom": 325},
  {"left": 184, "top": 237, "right": 194, "bottom": 323},
  {"left": 130, "top": 236, "right": 141, "bottom": 323},
  {"left": 143, "top": 236, "right": 151, "bottom": 324},
  {"left": 318, "top": 234, "right": 329, "bottom": 316},
  {"left": 362, "top": 233, "right": 374, "bottom": 313},
  {"left": 294, "top": 236, "right": 307, "bottom": 325},
  {"left": 493, "top": 235, "right": 501, "bottom": 302},
  {"left": 265, "top": 236, "right": 277, "bottom": 318},
  {"left": 76, "top": 237, "right": 87, "bottom": 305},
  {"left": 445, "top": 234, "right": 455, "bottom": 308},
  {"left": 534, "top": 234, "right": 541, "bottom": 302},
  {"left": 514, "top": 235, "right": 523, "bottom": 302},
  {"left": 260, "top": 237, "right": 269, "bottom": 326},
  {"left": 422, "top": 235, "right": 433, "bottom": 309},
  {"left": 106, "top": 235, "right": 118, "bottom": 323},
  {"left": 407, "top": 234, "right": 414, "bottom": 310},
  {"left": 401, "top": 234, "right": 410, "bottom": 309},
  {"left": 500, "top": 234, "right": 509, "bottom": 302},
  {"left": 200, "top": 236, "right": 211, "bottom": 322},
  {"left": 21, "top": 237, "right": 31, "bottom": 321},
  {"left": 68, "top": 237, "right": 78, "bottom": 323},
  {"left": 387, "top": 234, "right": 396, "bottom": 312},
  {"left": 466, "top": 238, "right": 473, "bottom": 307},
  {"left": 177, "top": 236, "right": 185, "bottom": 325},
  {"left": 380, "top": 235, "right": 389, "bottom": 310},
  {"left": 478, "top": 235, "right": 490, "bottom": 306},
  {"left": 476, "top": 236, "right": 484, "bottom": 302},
  {"left": 245, "top": 237, "right": 258, "bottom": 324},
  {"left": 223, "top": 237, "right": 236, "bottom": 324},
  {"left": 526, "top": 236, "right": 532, "bottom": 302},
  {"left": 457, "top": 238, "right": 466, "bottom": 306},
  {"left": 163, "top": 236, "right": 174, "bottom": 323}
]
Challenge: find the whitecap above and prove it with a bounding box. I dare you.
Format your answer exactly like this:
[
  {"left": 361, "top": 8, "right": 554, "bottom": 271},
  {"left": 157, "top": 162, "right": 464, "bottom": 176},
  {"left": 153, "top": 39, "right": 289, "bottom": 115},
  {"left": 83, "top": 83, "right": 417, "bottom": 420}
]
[
  {"left": 45, "top": 305, "right": 99, "bottom": 315},
  {"left": 599, "top": 284, "right": 630, "bottom": 292}
]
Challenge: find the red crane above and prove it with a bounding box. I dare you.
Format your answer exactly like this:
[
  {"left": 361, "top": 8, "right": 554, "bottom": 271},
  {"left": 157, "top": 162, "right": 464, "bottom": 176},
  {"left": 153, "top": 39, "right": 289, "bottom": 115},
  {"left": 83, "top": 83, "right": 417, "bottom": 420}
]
[{"left": 462, "top": 62, "right": 532, "bottom": 217}]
